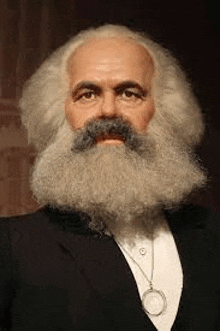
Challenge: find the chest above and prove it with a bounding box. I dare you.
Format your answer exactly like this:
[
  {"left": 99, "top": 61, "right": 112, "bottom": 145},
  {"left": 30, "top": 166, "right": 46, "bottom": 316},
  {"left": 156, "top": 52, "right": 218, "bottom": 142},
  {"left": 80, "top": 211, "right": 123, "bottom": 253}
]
[{"left": 9, "top": 224, "right": 220, "bottom": 331}]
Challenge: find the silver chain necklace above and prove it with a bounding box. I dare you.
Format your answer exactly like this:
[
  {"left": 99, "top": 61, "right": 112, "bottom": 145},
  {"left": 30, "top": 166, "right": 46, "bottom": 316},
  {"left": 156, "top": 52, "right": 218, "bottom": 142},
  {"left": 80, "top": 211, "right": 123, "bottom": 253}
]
[{"left": 117, "top": 239, "right": 167, "bottom": 316}]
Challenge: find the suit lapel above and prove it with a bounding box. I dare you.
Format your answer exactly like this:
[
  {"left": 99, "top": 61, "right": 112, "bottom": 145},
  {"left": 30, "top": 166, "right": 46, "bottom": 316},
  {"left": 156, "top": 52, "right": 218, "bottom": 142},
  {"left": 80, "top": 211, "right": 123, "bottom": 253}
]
[{"left": 58, "top": 230, "right": 156, "bottom": 330}]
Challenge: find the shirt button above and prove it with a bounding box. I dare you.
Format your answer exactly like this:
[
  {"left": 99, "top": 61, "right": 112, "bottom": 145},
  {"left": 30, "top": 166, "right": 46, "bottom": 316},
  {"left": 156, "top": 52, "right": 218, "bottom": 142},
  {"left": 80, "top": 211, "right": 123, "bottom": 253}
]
[{"left": 139, "top": 248, "right": 147, "bottom": 255}]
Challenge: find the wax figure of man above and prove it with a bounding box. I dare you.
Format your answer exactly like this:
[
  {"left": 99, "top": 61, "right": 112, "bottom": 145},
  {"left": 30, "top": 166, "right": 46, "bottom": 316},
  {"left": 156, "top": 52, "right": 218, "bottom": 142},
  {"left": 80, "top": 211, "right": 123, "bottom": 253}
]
[{"left": 1, "top": 24, "right": 220, "bottom": 331}]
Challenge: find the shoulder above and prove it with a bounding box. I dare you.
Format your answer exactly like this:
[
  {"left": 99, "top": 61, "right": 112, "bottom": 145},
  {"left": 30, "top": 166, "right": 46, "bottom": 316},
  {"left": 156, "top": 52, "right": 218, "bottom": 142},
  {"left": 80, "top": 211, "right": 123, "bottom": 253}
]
[
  {"left": 0, "top": 207, "right": 101, "bottom": 257},
  {"left": 0, "top": 209, "right": 50, "bottom": 241},
  {"left": 0, "top": 206, "right": 96, "bottom": 234},
  {"left": 166, "top": 204, "right": 220, "bottom": 229},
  {"left": 0, "top": 208, "right": 48, "bottom": 227},
  {"left": 165, "top": 204, "right": 220, "bottom": 245},
  {"left": 166, "top": 204, "right": 220, "bottom": 254}
]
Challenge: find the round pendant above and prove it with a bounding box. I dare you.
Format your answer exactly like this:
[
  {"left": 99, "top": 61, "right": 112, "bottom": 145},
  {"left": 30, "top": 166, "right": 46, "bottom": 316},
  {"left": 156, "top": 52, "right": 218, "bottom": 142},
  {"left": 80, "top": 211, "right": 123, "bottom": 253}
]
[{"left": 142, "top": 289, "right": 167, "bottom": 316}]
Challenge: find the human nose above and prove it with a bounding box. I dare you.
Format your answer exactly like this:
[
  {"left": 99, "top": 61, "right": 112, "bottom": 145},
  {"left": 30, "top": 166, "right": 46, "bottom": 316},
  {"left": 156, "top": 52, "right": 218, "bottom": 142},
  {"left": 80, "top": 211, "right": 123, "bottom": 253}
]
[{"left": 99, "top": 92, "right": 118, "bottom": 117}]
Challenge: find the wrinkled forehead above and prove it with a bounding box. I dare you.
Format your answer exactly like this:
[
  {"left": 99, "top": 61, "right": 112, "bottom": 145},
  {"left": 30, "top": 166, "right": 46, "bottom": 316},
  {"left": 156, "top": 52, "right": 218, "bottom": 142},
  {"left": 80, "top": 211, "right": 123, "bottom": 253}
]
[{"left": 66, "top": 37, "right": 155, "bottom": 77}]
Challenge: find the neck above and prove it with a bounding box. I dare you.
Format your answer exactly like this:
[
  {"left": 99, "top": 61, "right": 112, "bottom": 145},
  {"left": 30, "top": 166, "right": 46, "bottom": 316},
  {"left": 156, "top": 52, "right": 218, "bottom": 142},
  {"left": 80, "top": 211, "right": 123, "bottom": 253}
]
[{"left": 111, "top": 211, "right": 168, "bottom": 245}]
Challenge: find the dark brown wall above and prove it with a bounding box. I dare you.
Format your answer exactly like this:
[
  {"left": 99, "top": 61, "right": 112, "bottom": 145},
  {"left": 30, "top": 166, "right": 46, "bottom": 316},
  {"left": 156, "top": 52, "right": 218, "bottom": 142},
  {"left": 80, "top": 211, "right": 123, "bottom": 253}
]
[{"left": 0, "top": 0, "right": 56, "bottom": 215}]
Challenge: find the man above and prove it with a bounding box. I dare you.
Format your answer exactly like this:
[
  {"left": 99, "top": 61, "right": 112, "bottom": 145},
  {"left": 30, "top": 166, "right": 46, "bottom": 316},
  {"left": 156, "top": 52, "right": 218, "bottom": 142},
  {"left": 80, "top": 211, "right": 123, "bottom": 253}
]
[{"left": 1, "top": 24, "right": 220, "bottom": 331}]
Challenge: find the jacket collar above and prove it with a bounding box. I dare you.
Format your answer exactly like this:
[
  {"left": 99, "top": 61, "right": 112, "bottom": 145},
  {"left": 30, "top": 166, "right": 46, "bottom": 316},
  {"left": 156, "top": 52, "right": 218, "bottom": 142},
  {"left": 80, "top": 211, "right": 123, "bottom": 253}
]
[{"left": 43, "top": 203, "right": 211, "bottom": 235}]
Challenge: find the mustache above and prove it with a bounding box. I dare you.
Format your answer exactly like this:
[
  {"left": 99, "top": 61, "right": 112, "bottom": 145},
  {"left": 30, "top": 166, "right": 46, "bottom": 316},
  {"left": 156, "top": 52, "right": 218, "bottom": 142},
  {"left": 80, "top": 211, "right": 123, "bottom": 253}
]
[{"left": 71, "top": 117, "right": 145, "bottom": 153}]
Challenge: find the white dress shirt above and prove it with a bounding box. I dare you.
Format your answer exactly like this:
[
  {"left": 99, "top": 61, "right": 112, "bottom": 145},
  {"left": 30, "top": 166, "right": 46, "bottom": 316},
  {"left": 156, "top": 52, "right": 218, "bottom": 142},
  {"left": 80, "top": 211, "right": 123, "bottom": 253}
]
[{"left": 116, "top": 220, "right": 183, "bottom": 331}]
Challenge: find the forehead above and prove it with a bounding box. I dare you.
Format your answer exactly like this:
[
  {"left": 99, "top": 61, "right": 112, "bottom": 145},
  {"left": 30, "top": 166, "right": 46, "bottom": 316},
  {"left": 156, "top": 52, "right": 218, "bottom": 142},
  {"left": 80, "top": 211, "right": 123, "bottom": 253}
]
[{"left": 66, "top": 37, "right": 154, "bottom": 82}]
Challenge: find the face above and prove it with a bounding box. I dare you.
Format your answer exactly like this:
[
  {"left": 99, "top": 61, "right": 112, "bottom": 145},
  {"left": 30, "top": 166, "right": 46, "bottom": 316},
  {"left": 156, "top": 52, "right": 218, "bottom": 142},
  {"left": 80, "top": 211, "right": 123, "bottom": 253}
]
[{"left": 65, "top": 37, "right": 155, "bottom": 146}]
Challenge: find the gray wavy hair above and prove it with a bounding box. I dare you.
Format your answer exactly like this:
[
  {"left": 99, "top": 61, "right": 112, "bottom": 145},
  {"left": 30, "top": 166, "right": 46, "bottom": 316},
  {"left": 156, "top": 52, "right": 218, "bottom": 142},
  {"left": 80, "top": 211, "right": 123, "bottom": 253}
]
[{"left": 19, "top": 24, "right": 204, "bottom": 152}]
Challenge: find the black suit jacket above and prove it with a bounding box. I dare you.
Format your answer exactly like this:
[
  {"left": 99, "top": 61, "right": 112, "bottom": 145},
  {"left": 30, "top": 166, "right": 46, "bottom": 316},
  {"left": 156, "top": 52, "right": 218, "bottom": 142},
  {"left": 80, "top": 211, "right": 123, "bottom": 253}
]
[{"left": 0, "top": 205, "right": 220, "bottom": 330}]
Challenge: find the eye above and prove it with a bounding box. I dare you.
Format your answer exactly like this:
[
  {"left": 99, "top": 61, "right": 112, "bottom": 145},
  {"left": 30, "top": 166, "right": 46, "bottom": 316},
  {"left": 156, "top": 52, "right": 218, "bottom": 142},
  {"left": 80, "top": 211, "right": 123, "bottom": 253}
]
[
  {"left": 76, "top": 90, "right": 97, "bottom": 103},
  {"left": 121, "top": 89, "right": 141, "bottom": 100},
  {"left": 81, "top": 91, "right": 96, "bottom": 100}
]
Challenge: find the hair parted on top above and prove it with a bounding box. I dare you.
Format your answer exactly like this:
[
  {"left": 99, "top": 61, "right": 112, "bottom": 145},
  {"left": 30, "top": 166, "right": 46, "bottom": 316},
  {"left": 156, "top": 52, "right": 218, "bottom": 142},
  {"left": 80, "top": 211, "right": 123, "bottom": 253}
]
[{"left": 19, "top": 24, "right": 205, "bottom": 152}]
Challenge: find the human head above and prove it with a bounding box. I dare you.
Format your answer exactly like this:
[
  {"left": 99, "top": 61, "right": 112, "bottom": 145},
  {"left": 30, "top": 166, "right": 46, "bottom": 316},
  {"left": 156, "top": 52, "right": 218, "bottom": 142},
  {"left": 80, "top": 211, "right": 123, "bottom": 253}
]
[
  {"left": 65, "top": 37, "right": 155, "bottom": 146},
  {"left": 19, "top": 24, "right": 204, "bottom": 153},
  {"left": 21, "top": 25, "right": 206, "bottom": 237}
]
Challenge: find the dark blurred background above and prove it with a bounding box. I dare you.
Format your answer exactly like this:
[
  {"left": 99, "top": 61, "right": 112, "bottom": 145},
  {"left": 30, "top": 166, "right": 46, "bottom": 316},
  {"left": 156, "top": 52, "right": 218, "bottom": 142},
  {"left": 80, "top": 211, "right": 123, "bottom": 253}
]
[{"left": 0, "top": 0, "right": 219, "bottom": 215}]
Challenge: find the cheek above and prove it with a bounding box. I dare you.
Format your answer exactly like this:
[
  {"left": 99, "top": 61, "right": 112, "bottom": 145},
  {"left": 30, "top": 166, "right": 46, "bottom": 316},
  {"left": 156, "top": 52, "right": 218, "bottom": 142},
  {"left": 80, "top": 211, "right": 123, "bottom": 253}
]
[
  {"left": 65, "top": 100, "right": 77, "bottom": 130},
  {"left": 133, "top": 101, "right": 155, "bottom": 133},
  {"left": 65, "top": 98, "right": 88, "bottom": 130}
]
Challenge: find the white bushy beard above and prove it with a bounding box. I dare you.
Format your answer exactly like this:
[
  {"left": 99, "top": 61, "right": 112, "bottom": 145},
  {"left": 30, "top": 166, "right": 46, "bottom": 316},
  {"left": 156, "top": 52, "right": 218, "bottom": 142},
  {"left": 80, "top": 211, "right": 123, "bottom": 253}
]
[{"left": 31, "top": 120, "right": 206, "bottom": 238}]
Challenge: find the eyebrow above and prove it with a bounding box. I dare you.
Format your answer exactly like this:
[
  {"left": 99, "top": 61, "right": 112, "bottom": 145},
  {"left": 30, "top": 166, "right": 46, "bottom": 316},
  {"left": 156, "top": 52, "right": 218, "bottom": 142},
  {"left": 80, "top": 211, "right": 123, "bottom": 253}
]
[
  {"left": 114, "top": 81, "right": 148, "bottom": 97},
  {"left": 71, "top": 82, "right": 101, "bottom": 98},
  {"left": 71, "top": 80, "right": 148, "bottom": 98}
]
